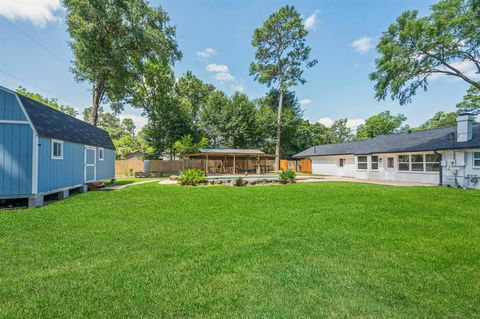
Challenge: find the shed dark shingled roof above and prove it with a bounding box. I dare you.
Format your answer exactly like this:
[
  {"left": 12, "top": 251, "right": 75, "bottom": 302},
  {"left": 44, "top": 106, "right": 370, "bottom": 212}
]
[
  {"left": 293, "top": 124, "right": 480, "bottom": 158},
  {"left": 18, "top": 94, "right": 115, "bottom": 149}
]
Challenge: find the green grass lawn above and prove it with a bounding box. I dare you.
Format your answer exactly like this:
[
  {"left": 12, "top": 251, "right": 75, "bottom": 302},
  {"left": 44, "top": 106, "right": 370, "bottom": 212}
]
[{"left": 1, "top": 183, "right": 479, "bottom": 318}]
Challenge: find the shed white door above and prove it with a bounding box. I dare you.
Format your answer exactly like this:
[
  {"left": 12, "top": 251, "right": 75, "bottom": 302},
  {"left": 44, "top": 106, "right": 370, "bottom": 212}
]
[{"left": 84, "top": 146, "right": 96, "bottom": 182}]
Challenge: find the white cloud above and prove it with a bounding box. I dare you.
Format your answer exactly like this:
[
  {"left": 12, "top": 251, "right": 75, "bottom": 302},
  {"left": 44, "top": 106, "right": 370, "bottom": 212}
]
[
  {"left": 300, "top": 99, "right": 312, "bottom": 106},
  {"left": 215, "top": 72, "right": 235, "bottom": 82},
  {"left": 206, "top": 64, "right": 229, "bottom": 73},
  {"left": 430, "top": 60, "right": 480, "bottom": 81},
  {"left": 352, "top": 36, "right": 374, "bottom": 54},
  {"left": 0, "top": 0, "right": 61, "bottom": 28},
  {"left": 196, "top": 48, "right": 216, "bottom": 58},
  {"left": 317, "top": 117, "right": 365, "bottom": 130},
  {"left": 304, "top": 10, "right": 320, "bottom": 31}
]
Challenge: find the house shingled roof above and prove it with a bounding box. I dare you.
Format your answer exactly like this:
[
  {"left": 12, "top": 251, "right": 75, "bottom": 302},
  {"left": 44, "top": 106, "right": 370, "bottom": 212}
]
[{"left": 293, "top": 124, "right": 480, "bottom": 158}]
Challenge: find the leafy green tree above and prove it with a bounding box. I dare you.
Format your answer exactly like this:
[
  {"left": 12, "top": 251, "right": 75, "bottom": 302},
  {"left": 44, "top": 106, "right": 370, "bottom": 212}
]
[
  {"left": 255, "top": 90, "right": 303, "bottom": 157},
  {"left": 199, "top": 91, "right": 230, "bottom": 148},
  {"left": 327, "top": 119, "right": 353, "bottom": 144},
  {"left": 456, "top": 85, "right": 480, "bottom": 113},
  {"left": 415, "top": 111, "right": 458, "bottom": 130},
  {"left": 122, "top": 118, "right": 136, "bottom": 137},
  {"left": 222, "top": 92, "right": 258, "bottom": 148},
  {"left": 294, "top": 120, "right": 331, "bottom": 151},
  {"left": 16, "top": 86, "right": 77, "bottom": 117},
  {"left": 250, "top": 5, "right": 317, "bottom": 169},
  {"left": 174, "top": 135, "right": 208, "bottom": 159},
  {"left": 370, "top": 0, "right": 480, "bottom": 105},
  {"left": 129, "top": 60, "right": 191, "bottom": 159},
  {"left": 114, "top": 134, "right": 141, "bottom": 159},
  {"left": 355, "top": 111, "right": 407, "bottom": 140},
  {"left": 175, "top": 71, "right": 215, "bottom": 135},
  {"left": 64, "top": 0, "right": 181, "bottom": 125}
]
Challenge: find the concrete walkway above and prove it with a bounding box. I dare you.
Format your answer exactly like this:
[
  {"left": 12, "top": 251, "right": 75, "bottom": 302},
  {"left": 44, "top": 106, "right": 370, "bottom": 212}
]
[{"left": 103, "top": 179, "right": 162, "bottom": 191}]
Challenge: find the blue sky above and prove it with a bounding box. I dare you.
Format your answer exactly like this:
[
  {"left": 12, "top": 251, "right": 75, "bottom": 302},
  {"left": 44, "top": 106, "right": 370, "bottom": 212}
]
[{"left": 0, "top": 0, "right": 477, "bottom": 131}]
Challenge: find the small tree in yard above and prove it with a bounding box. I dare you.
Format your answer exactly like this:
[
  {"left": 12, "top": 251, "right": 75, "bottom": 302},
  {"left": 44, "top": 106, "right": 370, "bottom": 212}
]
[
  {"left": 370, "top": 0, "right": 480, "bottom": 105},
  {"left": 250, "top": 5, "right": 317, "bottom": 170},
  {"left": 174, "top": 135, "right": 208, "bottom": 159}
]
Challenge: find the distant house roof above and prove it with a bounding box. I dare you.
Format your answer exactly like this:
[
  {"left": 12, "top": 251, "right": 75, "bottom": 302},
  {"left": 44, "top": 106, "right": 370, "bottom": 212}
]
[
  {"left": 193, "top": 148, "right": 274, "bottom": 157},
  {"left": 18, "top": 94, "right": 115, "bottom": 150},
  {"left": 293, "top": 124, "right": 480, "bottom": 158}
]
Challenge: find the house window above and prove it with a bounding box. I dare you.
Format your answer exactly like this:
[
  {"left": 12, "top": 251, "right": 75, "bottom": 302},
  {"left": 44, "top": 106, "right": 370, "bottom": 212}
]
[
  {"left": 398, "top": 155, "right": 410, "bottom": 171},
  {"left": 411, "top": 154, "right": 424, "bottom": 171},
  {"left": 474, "top": 152, "right": 480, "bottom": 167},
  {"left": 357, "top": 156, "right": 367, "bottom": 170},
  {"left": 371, "top": 156, "right": 379, "bottom": 170},
  {"left": 51, "top": 139, "right": 63, "bottom": 159},
  {"left": 426, "top": 154, "right": 441, "bottom": 171},
  {"left": 99, "top": 148, "right": 105, "bottom": 161},
  {"left": 339, "top": 158, "right": 345, "bottom": 167},
  {"left": 387, "top": 157, "right": 394, "bottom": 168}
]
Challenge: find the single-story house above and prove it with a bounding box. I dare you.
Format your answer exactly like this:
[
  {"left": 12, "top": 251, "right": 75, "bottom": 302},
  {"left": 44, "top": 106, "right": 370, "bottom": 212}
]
[
  {"left": 0, "top": 86, "right": 115, "bottom": 207},
  {"left": 294, "top": 114, "right": 480, "bottom": 189}
]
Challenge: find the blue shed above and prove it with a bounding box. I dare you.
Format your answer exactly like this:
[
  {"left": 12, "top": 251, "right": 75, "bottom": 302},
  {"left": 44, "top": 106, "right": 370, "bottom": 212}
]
[{"left": 0, "top": 86, "right": 115, "bottom": 207}]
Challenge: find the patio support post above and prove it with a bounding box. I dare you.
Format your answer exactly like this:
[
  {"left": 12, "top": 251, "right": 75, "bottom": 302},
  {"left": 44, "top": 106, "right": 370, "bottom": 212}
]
[
  {"left": 205, "top": 155, "right": 208, "bottom": 175},
  {"left": 257, "top": 156, "right": 260, "bottom": 174},
  {"left": 233, "top": 155, "right": 236, "bottom": 174}
]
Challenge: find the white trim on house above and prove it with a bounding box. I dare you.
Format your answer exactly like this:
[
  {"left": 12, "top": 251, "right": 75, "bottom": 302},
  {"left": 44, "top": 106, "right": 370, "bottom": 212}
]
[{"left": 51, "top": 139, "right": 64, "bottom": 160}]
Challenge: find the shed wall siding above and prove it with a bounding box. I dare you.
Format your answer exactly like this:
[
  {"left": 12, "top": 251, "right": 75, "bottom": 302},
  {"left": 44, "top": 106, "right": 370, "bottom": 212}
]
[
  {"left": 38, "top": 137, "right": 85, "bottom": 193},
  {"left": 0, "top": 124, "right": 33, "bottom": 196},
  {"left": 38, "top": 137, "right": 115, "bottom": 193},
  {"left": 0, "top": 90, "right": 27, "bottom": 121},
  {"left": 96, "top": 149, "right": 115, "bottom": 180}
]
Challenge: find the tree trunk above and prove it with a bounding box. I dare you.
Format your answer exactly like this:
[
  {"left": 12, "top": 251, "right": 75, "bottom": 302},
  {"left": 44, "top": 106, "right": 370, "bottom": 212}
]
[
  {"left": 90, "top": 78, "right": 106, "bottom": 126},
  {"left": 274, "top": 90, "right": 284, "bottom": 171}
]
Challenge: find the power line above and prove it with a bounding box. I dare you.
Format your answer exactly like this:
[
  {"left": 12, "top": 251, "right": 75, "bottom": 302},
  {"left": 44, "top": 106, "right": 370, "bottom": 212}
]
[
  {"left": 0, "top": 69, "right": 79, "bottom": 107},
  {"left": 2, "top": 17, "right": 70, "bottom": 66}
]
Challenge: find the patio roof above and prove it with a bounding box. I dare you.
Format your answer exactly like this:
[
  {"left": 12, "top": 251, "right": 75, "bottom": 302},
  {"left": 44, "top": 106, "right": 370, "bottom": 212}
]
[{"left": 191, "top": 148, "right": 275, "bottom": 157}]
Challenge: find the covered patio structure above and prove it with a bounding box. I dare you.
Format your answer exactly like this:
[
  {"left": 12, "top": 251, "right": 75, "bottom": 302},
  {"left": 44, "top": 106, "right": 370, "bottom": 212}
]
[{"left": 188, "top": 149, "right": 275, "bottom": 175}]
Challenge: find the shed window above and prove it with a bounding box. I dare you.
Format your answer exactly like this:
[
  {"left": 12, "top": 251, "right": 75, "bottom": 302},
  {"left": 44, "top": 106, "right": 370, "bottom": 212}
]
[
  {"left": 99, "top": 148, "right": 105, "bottom": 161},
  {"left": 357, "top": 156, "right": 367, "bottom": 170},
  {"left": 339, "top": 158, "right": 345, "bottom": 167},
  {"left": 474, "top": 152, "right": 480, "bottom": 167},
  {"left": 51, "top": 139, "right": 63, "bottom": 159},
  {"left": 371, "top": 156, "right": 379, "bottom": 170},
  {"left": 387, "top": 157, "right": 394, "bottom": 168}
]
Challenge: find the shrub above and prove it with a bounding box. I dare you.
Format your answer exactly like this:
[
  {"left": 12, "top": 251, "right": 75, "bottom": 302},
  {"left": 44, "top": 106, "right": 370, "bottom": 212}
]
[
  {"left": 234, "top": 177, "right": 247, "bottom": 187},
  {"left": 177, "top": 168, "right": 207, "bottom": 186},
  {"left": 279, "top": 169, "right": 296, "bottom": 184}
]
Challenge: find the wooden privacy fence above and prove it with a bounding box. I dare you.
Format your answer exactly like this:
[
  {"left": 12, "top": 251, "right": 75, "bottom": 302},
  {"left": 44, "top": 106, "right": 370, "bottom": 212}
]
[
  {"left": 115, "top": 159, "right": 204, "bottom": 176},
  {"left": 280, "top": 159, "right": 312, "bottom": 174}
]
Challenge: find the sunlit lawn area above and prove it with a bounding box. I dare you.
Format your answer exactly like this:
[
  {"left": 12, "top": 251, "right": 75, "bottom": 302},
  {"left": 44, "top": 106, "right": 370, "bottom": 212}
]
[{"left": 0, "top": 182, "right": 479, "bottom": 318}]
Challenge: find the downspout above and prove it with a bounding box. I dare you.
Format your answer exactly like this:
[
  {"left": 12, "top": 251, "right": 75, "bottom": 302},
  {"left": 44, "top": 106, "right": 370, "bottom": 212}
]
[{"left": 434, "top": 149, "right": 442, "bottom": 186}]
